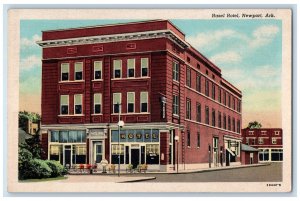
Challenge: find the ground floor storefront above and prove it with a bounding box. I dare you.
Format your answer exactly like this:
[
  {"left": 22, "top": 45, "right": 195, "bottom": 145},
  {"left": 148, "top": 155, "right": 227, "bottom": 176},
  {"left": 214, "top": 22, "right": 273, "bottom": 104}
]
[{"left": 258, "top": 148, "right": 283, "bottom": 162}]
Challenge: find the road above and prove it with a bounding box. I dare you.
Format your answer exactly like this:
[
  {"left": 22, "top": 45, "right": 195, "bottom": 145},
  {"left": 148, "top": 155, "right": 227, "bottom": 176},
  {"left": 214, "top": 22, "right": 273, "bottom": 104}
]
[{"left": 135, "top": 163, "right": 282, "bottom": 182}]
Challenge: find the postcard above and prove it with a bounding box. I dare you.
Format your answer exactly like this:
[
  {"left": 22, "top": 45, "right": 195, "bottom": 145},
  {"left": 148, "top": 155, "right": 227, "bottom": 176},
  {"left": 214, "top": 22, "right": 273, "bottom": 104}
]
[{"left": 7, "top": 8, "right": 292, "bottom": 193}]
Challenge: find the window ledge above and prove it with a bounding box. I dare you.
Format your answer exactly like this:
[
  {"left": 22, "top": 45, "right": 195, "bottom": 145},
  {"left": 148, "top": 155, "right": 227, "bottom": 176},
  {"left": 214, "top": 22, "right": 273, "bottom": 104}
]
[
  {"left": 92, "top": 79, "right": 103, "bottom": 82},
  {"left": 59, "top": 80, "right": 85, "bottom": 83},
  {"left": 58, "top": 114, "right": 84, "bottom": 117},
  {"left": 91, "top": 113, "right": 103, "bottom": 116},
  {"left": 111, "top": 112, "right": 150, "bottom": 115},
  {"left": 111, "top": 77, "right": 150, "bottom": 81}
]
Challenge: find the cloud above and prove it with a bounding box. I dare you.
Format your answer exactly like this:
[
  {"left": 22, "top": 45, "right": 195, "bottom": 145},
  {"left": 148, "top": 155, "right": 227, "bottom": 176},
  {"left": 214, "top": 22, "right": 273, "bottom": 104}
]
[
  {"left": 20, "top": 55, "right": 41, "bottom": 71},
  {"left": 210, "top": 51, "right": 242, "bottom": 64},
  {"left": 20, "top": 34, "right": 41, "bottom": 49},
  {"left": 253, "top": 65, "right": 280, "bottom": 78},
  {"left": 249, "top": 25, "right": 279, "bottom": 48}
]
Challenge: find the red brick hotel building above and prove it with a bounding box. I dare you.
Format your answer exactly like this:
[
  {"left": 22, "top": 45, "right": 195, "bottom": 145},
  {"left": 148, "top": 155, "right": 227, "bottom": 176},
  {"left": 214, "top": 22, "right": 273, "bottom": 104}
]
[{"left": 37, "top": 20, "right": 242, "bottom": 172}]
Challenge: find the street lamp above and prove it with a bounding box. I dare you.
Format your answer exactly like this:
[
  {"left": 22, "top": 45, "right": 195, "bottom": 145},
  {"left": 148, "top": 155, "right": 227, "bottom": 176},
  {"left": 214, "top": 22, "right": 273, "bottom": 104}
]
[
  {"left": 174, "top": 135, "right": 179, "bottom": 173},
  {"left": 117, "top": 103, "right": 124, "bottom": 177}
]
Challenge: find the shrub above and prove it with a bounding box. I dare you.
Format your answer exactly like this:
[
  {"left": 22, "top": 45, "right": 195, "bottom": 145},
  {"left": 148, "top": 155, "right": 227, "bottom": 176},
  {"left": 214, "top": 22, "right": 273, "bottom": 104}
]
[
  {"left": 18, "top": 147, "right": 34, "bottom": 180},
  {"left": 46, "top": 160, "right": 67, "bottom": 177},
  {"left": 30, "top": 159, "right": 52, "bottom": 179}
]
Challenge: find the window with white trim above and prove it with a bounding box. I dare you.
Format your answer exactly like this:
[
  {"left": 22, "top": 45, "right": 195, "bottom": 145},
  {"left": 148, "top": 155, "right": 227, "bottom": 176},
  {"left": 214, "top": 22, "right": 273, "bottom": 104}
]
[
  {"left": 94, "top": 93, "right": 102, "bottom": 114},
  {"left": 127, "top": 92, "right": 135, "bottom": 113},
  {"left": 140, "top": 92, "right": 148, "bottom": 113},
  {"left": 196, "top": 74, "right": 201, "bottom": 92},
  {"left": 141, "top": 58, "right": 149, "bottom": 77},
  {"left": 94, "top": 61, "right": 102, "bottom": 80},
  {"left": 173, "top": 61, "right": 179, "bottom": 81},
  {"left": 61, "top": 63, "right": 69, "bottom": 81},
  {"left": 75, "top": 62, "right": 83, "bottom": 80},
  {"left": 258, "top": 137, "right": 264, "bottom": 144},
  {"left": 197, "top": 132, "right": 200, "bottom": 148},
  {"left": 173, "top": 95, "right": 179, "bottom": 115},
  {"left": 60, "top": 95, "right": 69, "bottom": 115},
  {"left": 186, "top": 67, "right": 191, "bottom": 87},
  {"left": 127, "top": 59, "right": 135, "bottom": 78},
  {"left": 205, "top": 106, "right": 209, "bottom": 125},
  {"left": 74, "top": 94, "right": 82, "bottom": 114},
  {"left": 113, "top": 93, "right": 121, "bottom": 113},
  {"left": 272, "top": 138, "right": 277, "bottom": 144},
  {"left": 186, "top": 99, "right": 191, "bottom": 120},
  {"left": 113, "top": 60, "right": 122, "bottom": 78},
  {"left": 196, "top": 103, "right": 201, "bottom": 122}
]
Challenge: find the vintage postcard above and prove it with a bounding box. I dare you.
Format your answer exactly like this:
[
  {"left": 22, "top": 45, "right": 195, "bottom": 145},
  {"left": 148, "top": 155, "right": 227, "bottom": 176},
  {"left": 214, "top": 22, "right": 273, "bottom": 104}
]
[{"left": 7, "top": 8, "right": 292, "bottom": 193}]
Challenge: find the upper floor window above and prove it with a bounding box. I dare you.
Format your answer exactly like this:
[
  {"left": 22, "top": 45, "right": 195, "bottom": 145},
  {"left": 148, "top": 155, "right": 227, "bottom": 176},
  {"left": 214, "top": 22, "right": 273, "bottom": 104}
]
[
  {"left": 196, "top": 74, "right": 201, "bottom": 92},
  {"left": 113, "top": 93, "right": 121, "bottom": 113},
  {"left": 187, "top": 57, "right": 191, "bottom": 63},
  {"left": 186, "top": 99, "right": 191, "bottom": 120},
  {"left": 228, "top": 116, "right": 231, "bottom": 131},
  {"left": 272, "top": 138, "right": 277, "bottom": 144},
  {"left": 212, "top": 84, "right": 215, "bottom": 100},
  {"left": 258, "top": 137, "right": 264, "bottom": 144},
  {"left": 224, "top": 91, "right": 227, "bottom": 105},
  {"left": 197, "top": 132, "right": 200, "bottom": 148},
  {"left": 237, "top": 120, "right": 241, "bottom": 133},
  {"left": 223, "top": 114, "right": 227, "bottom": 130},
  {"left": 60, "top": 95, "right": 69, "bottom": 115},
  {"left": 141, "top": 58, "right": 149, "bottom": 77},
  {"left": 172, "top": 61, "right": 179, "bottom": 81},
  {"left": 233, "top": 98, "right": 236, "bottom": 110},
  {"left": 75, "top": 62, "right": 83, "bottom": 80},
  {"left": 94, "top": 61, "right": 102, "bottom": 80},
  {"left": 212, "top": 109, "right": 216, "bottom": 127},
  {"left": 127, "top": 59, "right": 135, "bottom": 78},
  {"left": 187, "top": 130, "right": 191, "bottom": 147},
  {"left": 261, "top": 131, "right": 267, "bottom": 135},
  {"left": 237, "top": 100, "right": 241, "bottom": 112},
  {"left": 94, "top": 93, "right": 102, "bottom": 114},
  {"left": 218, "top": 111, "right": 222, "bottom": 128},
  {"left": 205, "top": 79, "right": 209, "bottom": 97},
  {"left": 74, "top": 94, "right": 82, "bottom": 114},
  {"left": 127, "top": 92, "right": 135, "bottom": 113},
  {"left": 113, "top": 60, "right": 122, "bottom": 78},
  {"left": 140, "top": 92, "right": 148, "bottom": 113},
  {"left": 232, "top": 118, "right": 236, "bottom": 132},
  {"left": 61, "top": 63, "right": 69, "bottom": 81},
  {"left": 186, "top": 67, "right": 191, "bottom": 87},
  {"left": 218, "top": 87, "right": 222, "bottom": 103},
  {"left": 228, "top": 94, "right": 231, "bottom": 107},
  {"left": 173, "top": 95, "right": 179, "bottom": 115},
  {"left": 205, "top": 106, "right": 209, "bottom": 125},
  {"left": 196, "top": 103, "right": 201, "bottom": 122},
  {"left": 274, "top": 131, "right": 280, "bottom": 135}
]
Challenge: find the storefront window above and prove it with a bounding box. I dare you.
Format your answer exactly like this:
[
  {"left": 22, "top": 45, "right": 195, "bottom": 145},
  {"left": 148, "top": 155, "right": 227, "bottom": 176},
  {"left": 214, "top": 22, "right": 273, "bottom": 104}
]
[
  {"left": 271, "top": 149, "right": 283, "bottom": 161},
  {"left": 72, "top": 145, "right": 86, "bottom": 164},
  {"left": 146, "top": 144, "right": 159, "bottom": 164},
  {"left": 53, "top": 130, "right": 86, "bottom": 143},
  {"left": 111, "top": 144, "right": 124, "bottom": 164},
  {"left": 50, "top": 145, "right": 61, "bottom": 161},
  {"left": 259, "top": 149, "right": 269, "bottom": 161}
]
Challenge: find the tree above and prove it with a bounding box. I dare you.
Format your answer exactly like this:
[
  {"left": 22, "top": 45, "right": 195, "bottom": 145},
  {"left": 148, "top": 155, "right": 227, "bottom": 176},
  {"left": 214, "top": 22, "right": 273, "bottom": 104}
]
[
  {"left": 19, "top": 128, "right": 44, "bottom": 159},
  {"left": 247, "top": 121, "right": 262, "bottom": 129},
  {"left": 18, "top": 111, "right": 41, "bottom": 131}
]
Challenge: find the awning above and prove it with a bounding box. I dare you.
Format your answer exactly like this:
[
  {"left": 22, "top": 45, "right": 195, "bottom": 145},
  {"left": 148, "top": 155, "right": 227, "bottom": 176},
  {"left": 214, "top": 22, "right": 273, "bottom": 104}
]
[{"left": 226, "top": 148, "right": 236, "bottom": 156}]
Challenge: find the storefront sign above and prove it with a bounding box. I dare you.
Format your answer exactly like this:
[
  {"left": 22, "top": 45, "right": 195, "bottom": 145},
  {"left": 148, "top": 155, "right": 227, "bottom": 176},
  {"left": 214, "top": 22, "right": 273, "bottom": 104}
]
[{"left": 89, "top": 129, "right": 107, "bottom": 139}]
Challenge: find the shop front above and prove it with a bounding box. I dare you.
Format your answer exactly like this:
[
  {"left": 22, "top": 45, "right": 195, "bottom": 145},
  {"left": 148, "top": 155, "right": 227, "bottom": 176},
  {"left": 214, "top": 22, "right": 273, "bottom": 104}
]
[
  {"left": 110, "top": 129, "right": 160, "bottom": 170},
  {"left": 224, "top": 137, "right": 241, "bottom": 166}
]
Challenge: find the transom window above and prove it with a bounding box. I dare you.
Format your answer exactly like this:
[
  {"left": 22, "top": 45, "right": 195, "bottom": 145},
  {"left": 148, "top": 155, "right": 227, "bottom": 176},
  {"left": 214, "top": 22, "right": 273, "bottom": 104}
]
[
  {"left": 113, "top": 60, "right": 122, "bottom": 78},
  {"left": 141, "top": 58, "right": 149, "bottom": 77},
  {"left": 74, "top": 94, "right": 82, "bottom": 114},
  {"left": 94, "top": 93, "right": 102, "bottom": 114},
  {"left": 61, "top": 63, "right": 69, "bottom": 81},
  {"left": 74, "top": 62, "right": 83, "bottom": 80},
  {"left": 140, "top": 92, "right": 148, "bottom": 113},
  {"left": 113, "top": 93, "right": 121, "bottom": 113},
  {"left": 60, "top": 95, "right": 69, "bottom": 115},
  {"left": 127, "top": 92, "right": 135, "bottom": 113},
  {"left": 127, "top": 59, "right": 135, "bottom": 78},
  {"left": 94, "top": 61, "right": 102, "bottom": 80}
]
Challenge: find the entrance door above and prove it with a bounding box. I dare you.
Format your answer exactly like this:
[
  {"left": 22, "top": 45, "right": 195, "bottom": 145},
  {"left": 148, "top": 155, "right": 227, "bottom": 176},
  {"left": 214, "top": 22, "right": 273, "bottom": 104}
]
[
  {"left": 131, "top": 149, "right": 140, "bottom": 169},
  {"left": 94, "top": 142, "right": 103, "bottom": 163},
  {"left": 64, "top": 145, "right": 71, "bottom": 167},
  {"left": 226, "top": 150, "right": 230, "bottom": 166}
]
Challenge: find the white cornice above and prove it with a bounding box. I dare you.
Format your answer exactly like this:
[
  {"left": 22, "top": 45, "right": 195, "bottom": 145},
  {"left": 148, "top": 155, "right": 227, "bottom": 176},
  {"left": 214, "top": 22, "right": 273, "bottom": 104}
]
[{"left": 36, "top": 29, "right": 189, "bottom": 49}]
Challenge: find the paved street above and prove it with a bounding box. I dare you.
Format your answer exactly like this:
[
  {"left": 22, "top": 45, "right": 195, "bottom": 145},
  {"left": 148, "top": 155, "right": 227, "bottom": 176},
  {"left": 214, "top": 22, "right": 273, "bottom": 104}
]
[{"left": 133, "top": 163, "right": 282, "bottom": 182}]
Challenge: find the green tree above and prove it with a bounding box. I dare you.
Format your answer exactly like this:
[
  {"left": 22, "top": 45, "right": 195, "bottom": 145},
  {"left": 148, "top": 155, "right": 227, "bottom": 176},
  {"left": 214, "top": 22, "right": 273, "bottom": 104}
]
[
  {"left": 20, "top": 128, "right": 44, "bottom": 159},
  {"left": 18, "top": 111, "right": 41, "bottom": 130},
  {"left": 247, "top": 121, "right": 262, "bottom": 129}
]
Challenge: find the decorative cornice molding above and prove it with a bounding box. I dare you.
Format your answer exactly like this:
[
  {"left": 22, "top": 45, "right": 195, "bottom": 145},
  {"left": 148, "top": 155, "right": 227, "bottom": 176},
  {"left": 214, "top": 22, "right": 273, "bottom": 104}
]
[{"left": 37, "top": 29, "right": 189, "bottom": 49}]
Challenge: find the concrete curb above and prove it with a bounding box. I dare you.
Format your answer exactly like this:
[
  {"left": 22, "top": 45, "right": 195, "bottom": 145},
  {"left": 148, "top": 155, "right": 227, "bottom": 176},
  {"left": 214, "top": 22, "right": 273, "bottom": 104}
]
[{"left": 118, "top": 177, "right": 156, "bottom": 183}]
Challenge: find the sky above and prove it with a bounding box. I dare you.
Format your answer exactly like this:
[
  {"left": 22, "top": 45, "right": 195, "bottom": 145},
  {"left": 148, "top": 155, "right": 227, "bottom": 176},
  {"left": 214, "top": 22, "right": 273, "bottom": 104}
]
[{"left": 19, "top": 19, "right": 282, "bottom": 128}]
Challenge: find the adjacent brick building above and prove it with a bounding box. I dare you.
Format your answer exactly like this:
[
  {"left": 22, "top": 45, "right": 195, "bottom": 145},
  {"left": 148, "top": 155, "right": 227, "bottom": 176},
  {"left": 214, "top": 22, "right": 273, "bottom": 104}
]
[
  {"left": 37, "top": 20, "right": 243, "bottom": 172},
  {"left": 241, "top": 128, "right": 283, "bottom": 162}
]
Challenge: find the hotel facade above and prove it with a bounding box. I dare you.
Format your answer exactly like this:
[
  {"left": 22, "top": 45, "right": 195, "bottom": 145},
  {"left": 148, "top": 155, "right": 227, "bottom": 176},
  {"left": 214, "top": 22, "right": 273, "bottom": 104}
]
[{"left": 37, "top": 20, "right": 243, "bottom": 172}]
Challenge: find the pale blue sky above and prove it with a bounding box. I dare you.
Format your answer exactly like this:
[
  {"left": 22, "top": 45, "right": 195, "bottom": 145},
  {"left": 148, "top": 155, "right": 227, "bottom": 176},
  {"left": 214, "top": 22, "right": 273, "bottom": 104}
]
[{"left": 20, "top": 19, "right": 282, "bottom": 128}]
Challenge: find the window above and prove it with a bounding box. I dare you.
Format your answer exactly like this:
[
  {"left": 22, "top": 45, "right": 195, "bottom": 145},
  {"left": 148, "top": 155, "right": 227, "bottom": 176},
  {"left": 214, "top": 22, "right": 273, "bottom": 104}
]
[
  {"left": 218, "top": 112, "right": 222, "bottom": 128},
  {"left": 197, "top": 132, "right": 200, "bottom": 147},
  {"left": 196, "top": 103, "right": 201, "bottom": 122},
  {"left": 261, "top": 131, "right": 267, "bottom": 135},
  {"left": 205, "top": 106, "right": 209, "bottom": 125},
  {"left": 74, "top": 94, "right": 82, "bottom": 114},
  {"left": 205, "top": 79, "right": 209, "bottom": 96},
  {"left": 223, "top": 114, "right": 226, "bottom": 130},
  {"left": 113, "top": 60, "right": 122, "bottom": 78},
  {"left": 111, "top": 144, "right": 124, "bottom": 164},
  {"left": 187, "top": 57, "right": 190, "bottom": 63},
  {"left": 173, "top": 95, "right": 179, "bottom": 115},
  {"left": 113, "top": 93, "right": 121, "bottom": 113},
  {"left": 127, "top": 59, "right": 135, "bottom": 78},
  {"left": 212, "top": 109, "right": 215, "bottom": 127},
  {"left": 196, "top": 74, "right": 201, "bottom": 92},
  {"left": 228, "top": 116, "right": 231, "bottom": 131},
  {"left": 94, "top": 61, "right": 102, "bottom": 80},
  {"left": 228, "top": 94, "right": 231, "bottom": 107},
  {"left": 218, "top": 88, "right": 222, "bottom": 103},
  {"left": 73, "top": 145, "right": 87, "bottom": 164},
  {"left": 246, "top": 138, "right": 249, "bottom": 145},
  {"left": 172, "top": 61, "right": 179, "bottom": 81},
  {"left": 127, "top": 92, "right": 135, "bottom": 113},
  {"left": 61, "top": 63, "right": 69, "bottom": 81},
  {"left": 186, "top": 99, "right": 191, "bottom": 119},
  {"left": 232, "top": 118, "right": 236, "bottom": 132},
  {"left": 74, "top": 62, "right": 83, "bottom": 80},
  {"left": 187, "top": 130, "right": 190, "bottom": 147},
  {"left": 60, "top": 95, "right": 69, "bottom": 115},
  {"left": 224, "top": 91, "right": 227, "bottom": 105},
  {"left": 212, "top": 84, "right": 215, "bottom": 100},
  {"left": 233, "top": 98, "right": 236, "bottom": 110},
  {"left": 237, "top": 100, "right": 241, "bottom": 112},
  {"left": 140, "top": 92, "right": 148, "bottom": 113},
  {"left": 146, "top": 144, "right": 159, "bottom": 164},
  {"left": 186, "top": 67, "right": 191, "bottom": 87},
  {"left": 141, "top": 58, "right": 149, "bottom": 77},
  {"left": 94, "top": 93, "right": 102, "bottom": 114},
  {"left": 197, "top": 63, "right": 200, "bottom": 69},
  {"left": 274, "top": 131, "right": 280, "bottom": 135},
  {"left": 237, "top": 120, "right": 240, "bottom": 133},
  {"left": 272, "top": 138, "right": 277, "bottom": 144},
  {"left": 259, "top": 137, "right": 264, "bottom": 144}
]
